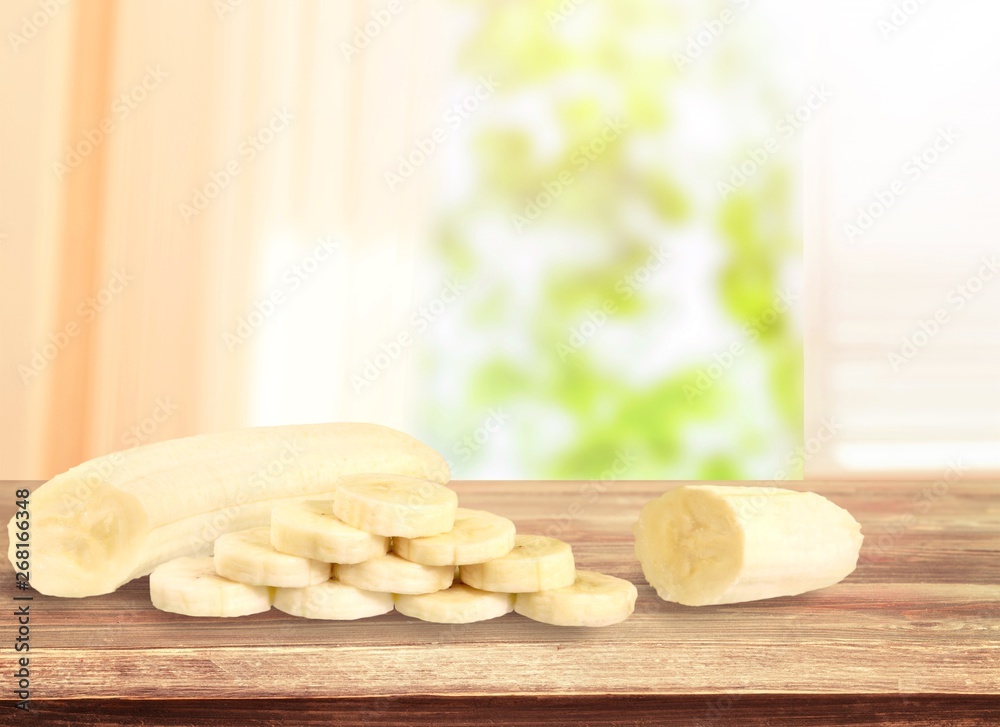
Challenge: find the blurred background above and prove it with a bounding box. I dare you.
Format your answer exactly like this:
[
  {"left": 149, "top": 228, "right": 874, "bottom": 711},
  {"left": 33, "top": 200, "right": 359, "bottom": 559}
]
[
  {"left": 1, "top": 0, "right": 996, "bottom": 481},
  {"left": 805, "top": 0, "right": 1000, "bottom": 477}
]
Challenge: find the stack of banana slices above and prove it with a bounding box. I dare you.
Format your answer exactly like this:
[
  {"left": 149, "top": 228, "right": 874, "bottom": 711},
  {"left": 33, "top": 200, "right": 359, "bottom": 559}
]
[{"left": 150, "top": 474, "right": 637, "bottom": 627}]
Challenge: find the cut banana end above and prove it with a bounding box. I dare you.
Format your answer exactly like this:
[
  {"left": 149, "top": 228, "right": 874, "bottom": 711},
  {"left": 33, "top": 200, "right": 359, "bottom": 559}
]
[
  {"left": 633, "top": 485, "right": 864, "bottom": 606},
  {"left": 270, "top": 500, "right": 389, "bottom": 564},
  {"left": 334, "top": 553, "right": 453, "bottom": 595},
  {"left": 214, "top": 527, "right": 331, "bottom": 588},
  {"left": 394, "top": 583, "right": 514, "bottom": 624},
  {"left": 459, "top": 534, "right": 575, "bottom": 593},
  {"left": 394, "top": 508, "right": 516, "bottom": 566},
  {"left": 515, "top": 570, "right": 637, "bottom": 627},
  {"left": 150, "top": 556, "right": 272, "bottom": 618},
  {"left": 333, "top": 474, "right": 458, "bottom": 538},
  {"left": 274, "top": 579, "right": 394, "bottom": 620}
]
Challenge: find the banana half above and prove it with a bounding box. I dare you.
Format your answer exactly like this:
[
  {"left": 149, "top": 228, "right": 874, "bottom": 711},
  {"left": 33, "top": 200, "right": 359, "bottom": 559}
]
[
  {"left": 633, "top": 485, "right": 863, "bottom": 606},
  {"left": 13, "top": 422, "right": 449, "bottom": 598}
]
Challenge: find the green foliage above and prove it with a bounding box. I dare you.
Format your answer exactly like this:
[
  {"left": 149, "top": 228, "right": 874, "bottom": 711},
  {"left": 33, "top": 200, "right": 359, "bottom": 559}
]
[{"left": 422, "top": 0, "right": 802, "bottom": 479}]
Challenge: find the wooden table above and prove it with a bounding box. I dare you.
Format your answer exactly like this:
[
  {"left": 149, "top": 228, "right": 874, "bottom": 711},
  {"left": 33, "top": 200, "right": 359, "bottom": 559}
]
[{"left": 2, "top": 480, "right": 998, "bottom": 725}]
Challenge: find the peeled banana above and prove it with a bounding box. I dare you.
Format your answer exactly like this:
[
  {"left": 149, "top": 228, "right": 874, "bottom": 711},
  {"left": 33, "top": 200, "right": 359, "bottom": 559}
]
[
  {"left": 515, "top": 570, "right": 637, "bottom": 627},
  {"left": 394, "top": 583, "right": 514, "bottom": 623},
  {"left": 393, "top": 508, "right": 516, "bottom": 566},
  {"left": 459, "top": 534, "right": 576, "bottom": 593},
  {"left": 10, "top": 423, "right": 449, "bottom": 597},
  {"left": 634, "top": 484, "right": 863, "bottom": 606},
  {"left": 149, "top": 556, "right": 272, "bottom": 618},
  {"left": 214, "top": 527, "right": 330, "bottom": 588},
  {"left": 333, "top": 474, "right": 458, "bottom": 537}
]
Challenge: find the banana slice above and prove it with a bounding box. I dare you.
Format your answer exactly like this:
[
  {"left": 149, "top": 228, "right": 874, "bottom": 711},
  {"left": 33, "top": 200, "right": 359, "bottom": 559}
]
[
  {"left": 458, "top": 534, "right": 575, "bottom": 593},
  {"left": 273, "top": 579, "right": 394, "bottom": 620},
  {"left": 270, "top": 500, "right": 389, "bottom": 564},
  {"left": 515, "top": 570, "right": 637, "bottom": 627},
  {"left": 333, "top": 474, "right": 458, "bottom": 537},
  {"left": 214, "top": 527, "right": 330, "bottom": 588},
  {"left": 394, "top": 583, "right": 514, "bottom": 623},
  {"left": 633, "top": 484, "right": 863, "bottom": 606},
  {"left": 150, "top": 556, "right": 272, "bottom": 617},
  {"left": 394, "top": 508, "right": 516, "bottom": 566},
  {"left": 334, "top": 553, "right": 453, "bottom": 594}
]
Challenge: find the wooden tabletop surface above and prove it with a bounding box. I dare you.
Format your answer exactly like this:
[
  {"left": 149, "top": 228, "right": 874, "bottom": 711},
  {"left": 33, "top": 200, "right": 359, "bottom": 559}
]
[{"left": 2, "top": 479, "right": 998, "bottom": 725}]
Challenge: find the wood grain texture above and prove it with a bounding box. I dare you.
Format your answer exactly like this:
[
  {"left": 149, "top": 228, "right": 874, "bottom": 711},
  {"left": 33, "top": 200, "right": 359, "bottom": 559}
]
[
  {"left": 5, "top": 695, "right": 1000, "bottom": 727},
  {"left": 2, "top": 480, "right": 998, "bottom": 723}
]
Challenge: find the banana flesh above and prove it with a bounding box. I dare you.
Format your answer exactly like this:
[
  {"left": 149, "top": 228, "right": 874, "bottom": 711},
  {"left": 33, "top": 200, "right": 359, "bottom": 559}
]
[
  {"left": 214, "top": 527, "right": 330, "bottom": 588},
  {"left": 459, "top": 534, "right": 575, "bottom": 593},
  {"left": 333, "top": 473, "right": 458, "bottom": 538},
  {"left": 394, "top": 583, "right": 514, "bottom": 623},
  {"left": 633, "top": 485, "right": 863, "bottom": 606},
  {"left": 13, "top": 423, "right": 449, "bottom": 597},
  {"left": 334, "top": 553, "right": 454, "bottom": 595},
  {"left": 270, "top": 500, "right": 389, "bottom": 564},
  {"left": 393, "top": 508, "right": 515, "bottom": 566},
  {"left": 515, "top": 570, "right": 637, "bottom": 627},
  {"left": 150, "top": 556, "right": 272, "bottom": 618},
  {"left": 274, "top": 579, "right": 393, "bottom": 620},
  {"left": 27, "top": 420, "right": 645, "bottom": 628}
]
